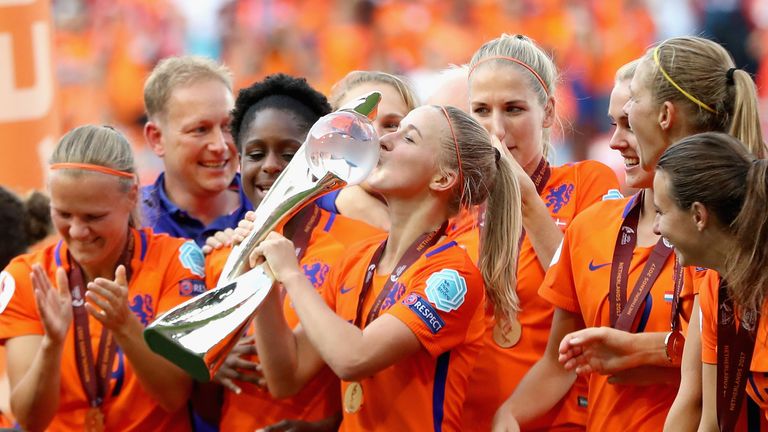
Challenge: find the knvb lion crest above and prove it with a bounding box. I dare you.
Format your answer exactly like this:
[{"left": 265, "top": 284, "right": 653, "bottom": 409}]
[
  {"left": 545, "top": 184, "right": 575, "bottom": 213},
  {"left": 380, "top": 282, "right": 407, "bottom": 312},
  {"left": 130, "top": 294, "right": 155, "bottom": 327},
  {"left": 303, "top": 262, "right": 330, "bottom": 289}
]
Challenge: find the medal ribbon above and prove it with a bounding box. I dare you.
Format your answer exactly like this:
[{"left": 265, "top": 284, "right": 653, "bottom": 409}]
[
  {"left": 69, "top": 232, "right": 134, "bottom": 409},
  {"left": 609, "top": 192, "right": 675, "bottom": 331},
  {"left": 669, "top": 256, "right": 684, "bottom": 332},
  {"left": 284, "top": 204, "right": 323, "bottom": 262},
  {"left": 353, "top": 221, "right": 448, "bottom": 328},
  {"left": 717, "top": 279, "right": 759, "bottom": 432}
]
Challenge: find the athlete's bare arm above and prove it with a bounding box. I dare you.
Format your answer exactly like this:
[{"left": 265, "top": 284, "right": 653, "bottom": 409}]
[
  {"left": 664, "top": 296, "right": 702, "bottom": 432},
  {"left": 492, "top": 308, "right": 584, "bottom": 431}
]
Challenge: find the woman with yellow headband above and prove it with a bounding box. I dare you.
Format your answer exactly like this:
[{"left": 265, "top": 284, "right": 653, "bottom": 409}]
[
  {"left": 457, "top": 34, "right": 621, "bottom": 432},
  {"left": 623, "top": 36, "right": 764, "bottom": 431},
  {"left": 0, "top": 125, "right": 207, "bottom": 431},
  {"left": 493, "top": 36, "right": 765, "bottom": 431}
]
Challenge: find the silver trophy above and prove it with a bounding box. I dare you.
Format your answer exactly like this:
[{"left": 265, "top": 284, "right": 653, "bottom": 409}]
[{"left": 143, "top": 92, "right": 382, "bottom": 381}]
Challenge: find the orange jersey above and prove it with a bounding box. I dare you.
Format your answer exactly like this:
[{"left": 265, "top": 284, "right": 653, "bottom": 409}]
[
  {"left": 321, "top": 210, "right": 386, "bottom": 248},
  {"left": 205, "top": 206, "right": 385, "bottom": 288},
  {"left": 218, "top": 208, "right": 347, "bottom": 431},
  {"left": 0, "top": 228, "right": 207, "bottom": 432},
  {"left": 700, "top": 271, "right": 768, "bottom": 429},
  {"left": 457, "top": 160, "right": 620, "bottom": 431},
  {"left": 539, "top": 197, "right": 696, "bottom": 431},
  {"left": 0, "top": 347, "right": 10, "bottom": 428},
  {"left": 321, "top": 236, "right": 486, "bottom": 432}
]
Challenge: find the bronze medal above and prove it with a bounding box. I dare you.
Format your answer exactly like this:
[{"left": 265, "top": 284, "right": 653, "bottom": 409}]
[
  {"left": 343, "top": 381, "right": 364, "bottom": 413},
  {"left": 493, "top": 318, "right": 522, "bottom": 348},
  {"left": 85, "top": 407, "right": 105, "bottom": 432}
]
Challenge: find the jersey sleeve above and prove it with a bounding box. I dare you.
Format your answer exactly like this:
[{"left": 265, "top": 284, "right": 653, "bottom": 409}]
[
  {"left": 698, "top": 270, "right": 720, "bottom": 364},
  {"left": 385, "top": 251, "right": 484, "bottom": 357},
  {"left": 538, "top": 229, "right": 580, "bottom": 314},
  {"left": 0, "top": 258, "right": 45, "bottom": 342},
  {"left": 575, "top": 160, "right": 621, "bottom": 212},
  {"left": 157, "top": 239, "right": 208, "bottom": 315},
  {"left": 204, "top": 246, "right": 231, "bottom": 289}
]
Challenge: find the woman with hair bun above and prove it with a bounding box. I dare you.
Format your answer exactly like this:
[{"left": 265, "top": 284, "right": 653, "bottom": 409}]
[{"left": 494, "top": 35, "right": 766, "bottom": 432}]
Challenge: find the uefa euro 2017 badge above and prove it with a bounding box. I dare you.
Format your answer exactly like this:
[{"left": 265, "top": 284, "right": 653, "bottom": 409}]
[
  {"left": 425, "top": 269, "right": 467, "bottom": 313},
  {"left": 179, "top": 241, "right": 205, "bottom": 278}
]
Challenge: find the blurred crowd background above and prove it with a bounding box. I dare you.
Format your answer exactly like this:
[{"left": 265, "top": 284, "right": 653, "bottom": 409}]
[{"left": 48, "top": 0, "right": 768, "bottom": 183}]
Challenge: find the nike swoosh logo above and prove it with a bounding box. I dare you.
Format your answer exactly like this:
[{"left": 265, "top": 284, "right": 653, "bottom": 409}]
[
  {"left": 340, "top": 286, "right": 354, "bottom": 294},
  {"left": 588, "top": 260, "right": 611, "bottom": 271}
]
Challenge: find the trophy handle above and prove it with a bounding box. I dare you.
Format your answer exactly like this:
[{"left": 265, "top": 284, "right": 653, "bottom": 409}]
[{"left": 223, "top": 171, "right": 347, "bottom": 284}]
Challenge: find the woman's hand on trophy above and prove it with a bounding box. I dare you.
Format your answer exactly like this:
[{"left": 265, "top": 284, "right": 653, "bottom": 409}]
[
  {"left": 249, "top": 232, "right": 302, "bottom": 282},
  {"left": 202, "top": 228, "right": 236, "bottom": 255},
  {"left": 30, "top": 265, "right": 73, "bottom": 345},
  {"left": 213, "top": 335, "right": 264, "bottom": 394},
  {"left": 231, "top": 211, "right": 258, "bottom": 246},
  {"left": 86, "top": 265, "right": 139, "bottom": 337}
]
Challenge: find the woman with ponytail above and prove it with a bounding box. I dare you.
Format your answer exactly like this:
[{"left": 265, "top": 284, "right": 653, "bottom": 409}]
[
  {"left": 459, "top": 34, "right": 621, "bottom": 432},
  {"left": 496, "top": 36, "right": 765, "bottom": 432},
  {"left": 493, "top": 56, "right": 705, "bottom": 432},
  {"left": 248, "top": 105, "right": 521, "bottom": 431},
  {"left": 654, "top": 132, "right": 768, "bottom": 431}
]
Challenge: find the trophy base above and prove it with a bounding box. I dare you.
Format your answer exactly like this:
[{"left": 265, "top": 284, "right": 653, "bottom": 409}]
[
  {"left": 144, "top": 268, "right": 275, "bottom": 382},
  {"left": 144, "top": 328, "right": 211, "bottom": 382}
]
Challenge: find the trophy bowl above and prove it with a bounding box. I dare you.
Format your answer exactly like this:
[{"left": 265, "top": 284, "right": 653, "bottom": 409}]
[{"left": 144, "top": 92, "right": 381, "bottom": 381}]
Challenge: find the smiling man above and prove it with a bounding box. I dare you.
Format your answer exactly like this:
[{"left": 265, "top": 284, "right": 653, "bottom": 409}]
[{"left": 141, "top": 56, "right": 252, "bottom": 246}]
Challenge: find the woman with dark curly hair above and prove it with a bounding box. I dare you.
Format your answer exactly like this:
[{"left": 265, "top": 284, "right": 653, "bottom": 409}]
[
  {"left": 202, "top": 73, "right": 353, "bottom": 432},
  {"left": 0, "top": 187, "right": 52, "bottom": 428},
  {"left": 0, "top": 187, "right": 52, "bottom": 270}
]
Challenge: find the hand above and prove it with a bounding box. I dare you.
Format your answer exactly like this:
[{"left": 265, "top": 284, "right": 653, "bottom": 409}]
[
  {"left": 85, "top": 265, "right": 139, "bottom": 336},
  {"left": 30, "top": 265, "right": 72, "bottom": 344},
  {"left": 232, "top": 211, "right": 257, "bottom": 247},
  {"left": 249, "top": 232, "right": 302, "bottom": 282},
  {"left": 213, "top": 335, "right": 264, "bottom": 394},
  {"left": 491, "top": 405, "right": 522, "bottom": 432},
  {"left": 490, "top": 136, "right": 536, "bottom": 197},
  {"left": 558, "top": 327, "right": 636, "bottom": 375},
  {"left": 202, "top": 228, "right": 236, "bottom": 255}
]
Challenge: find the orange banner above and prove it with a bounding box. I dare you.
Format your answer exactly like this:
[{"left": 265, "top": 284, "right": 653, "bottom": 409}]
[{"left": 0, "top": 0, "right": 59, "bottom": 194}]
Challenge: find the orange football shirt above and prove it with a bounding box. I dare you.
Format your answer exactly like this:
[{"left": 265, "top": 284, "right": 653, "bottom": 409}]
[
  {"left": 218, "top": 207, "right": 347, "bottom": 431},
  {"left": 456, "top": 160, "right": 620, "bottom": 431},
  {"left": 539, "top": 197, "right": 696, "bottom": 431},
  {"left": 700, "top": 271, "right": 768, "bottom": 429},
  {"left": 0, "top": 228, "right": 207, "bottom": 432},
  {"left": 321, "top": 236, "right": 486, "bottom": 432}
]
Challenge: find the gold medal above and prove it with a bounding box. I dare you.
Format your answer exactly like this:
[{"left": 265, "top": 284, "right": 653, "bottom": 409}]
[
  {"left": 85, "top": 407, "right": 105, "bottom": 432},
  {"left": 343, "top": 381, "right": 364, "bottom": 413},
  {"left": 493, "top": 318, "right": 522, "bottom": 348}
]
